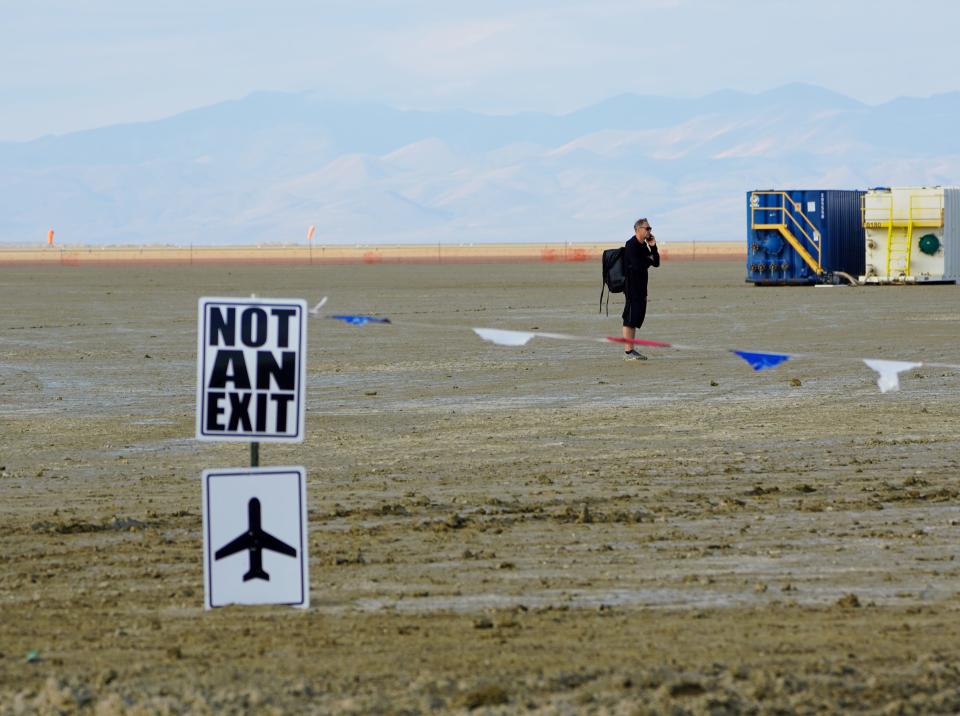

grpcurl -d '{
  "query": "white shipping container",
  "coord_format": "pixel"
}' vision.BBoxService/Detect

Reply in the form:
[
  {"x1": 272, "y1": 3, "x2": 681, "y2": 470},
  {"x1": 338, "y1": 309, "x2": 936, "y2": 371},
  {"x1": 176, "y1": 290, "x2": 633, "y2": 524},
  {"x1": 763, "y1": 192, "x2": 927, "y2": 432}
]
[{"x1": 860, "y1": 186, "x2": 959, "y2": 284}]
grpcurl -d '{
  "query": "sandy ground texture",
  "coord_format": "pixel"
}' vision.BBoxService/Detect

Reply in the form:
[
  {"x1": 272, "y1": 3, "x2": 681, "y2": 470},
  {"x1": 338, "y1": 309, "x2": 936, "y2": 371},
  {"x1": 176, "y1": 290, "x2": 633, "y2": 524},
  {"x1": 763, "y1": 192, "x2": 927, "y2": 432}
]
[{"x1": 1, "y1": 261, "x2": 959, "y2": 714}]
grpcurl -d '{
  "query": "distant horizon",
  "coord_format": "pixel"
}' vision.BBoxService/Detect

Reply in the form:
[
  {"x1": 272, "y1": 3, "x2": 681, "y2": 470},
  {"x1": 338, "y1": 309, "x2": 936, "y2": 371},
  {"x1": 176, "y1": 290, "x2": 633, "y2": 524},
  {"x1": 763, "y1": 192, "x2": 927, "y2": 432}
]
[
  {"x1": 0, "y1": 237, "x2": 746, "y2": 248},
  {"x1": 0, "y1": 240, "x2": 746, "y2": 268}
]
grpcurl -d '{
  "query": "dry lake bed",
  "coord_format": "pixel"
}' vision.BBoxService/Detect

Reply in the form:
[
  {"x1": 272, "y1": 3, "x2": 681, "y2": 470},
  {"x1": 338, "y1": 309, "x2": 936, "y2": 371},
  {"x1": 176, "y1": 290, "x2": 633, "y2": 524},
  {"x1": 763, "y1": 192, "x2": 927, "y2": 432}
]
[{"x1": 1, "y1": 260, "x2": 959, "y2": 714}]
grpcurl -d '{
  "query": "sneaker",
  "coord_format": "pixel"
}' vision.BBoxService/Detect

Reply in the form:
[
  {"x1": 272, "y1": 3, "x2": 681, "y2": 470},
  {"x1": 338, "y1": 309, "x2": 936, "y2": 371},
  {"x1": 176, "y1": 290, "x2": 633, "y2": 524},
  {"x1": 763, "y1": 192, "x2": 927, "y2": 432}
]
[{"x1": 623, "y1": 350, "x2": 647, "y2": 361}]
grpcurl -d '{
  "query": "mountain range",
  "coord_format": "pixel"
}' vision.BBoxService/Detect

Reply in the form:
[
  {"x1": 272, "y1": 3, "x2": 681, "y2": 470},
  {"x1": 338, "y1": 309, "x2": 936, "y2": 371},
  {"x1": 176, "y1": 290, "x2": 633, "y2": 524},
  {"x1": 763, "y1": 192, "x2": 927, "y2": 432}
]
[{"x1": 2, "y1": 83, "x2": 958, "y2": 245}]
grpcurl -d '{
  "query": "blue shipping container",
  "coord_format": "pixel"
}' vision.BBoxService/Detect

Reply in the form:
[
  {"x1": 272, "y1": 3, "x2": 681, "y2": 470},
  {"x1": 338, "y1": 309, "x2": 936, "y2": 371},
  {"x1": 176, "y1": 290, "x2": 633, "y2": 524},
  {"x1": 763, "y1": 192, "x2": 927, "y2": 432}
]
[{"x1": 746, "y1": 190, "x2": 865, "y2": 284}]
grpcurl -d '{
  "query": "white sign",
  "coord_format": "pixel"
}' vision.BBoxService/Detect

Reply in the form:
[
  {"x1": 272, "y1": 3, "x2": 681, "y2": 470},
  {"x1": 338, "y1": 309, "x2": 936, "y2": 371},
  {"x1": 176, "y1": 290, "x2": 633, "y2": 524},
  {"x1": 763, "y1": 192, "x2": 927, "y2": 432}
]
[
  {"x1": 202, "y1": 466, "x2": 310, "y2": 609},
  {"x1": 196, "y1": 297, "x2": 307, "y2": 442}
]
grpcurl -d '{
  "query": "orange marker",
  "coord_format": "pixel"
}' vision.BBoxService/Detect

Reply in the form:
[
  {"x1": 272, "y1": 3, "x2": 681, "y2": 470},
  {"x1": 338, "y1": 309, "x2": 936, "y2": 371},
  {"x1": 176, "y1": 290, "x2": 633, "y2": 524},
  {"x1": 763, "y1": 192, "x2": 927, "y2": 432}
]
[{"x1": 47, "y1": 229, "x2": 54, "y2": 246}]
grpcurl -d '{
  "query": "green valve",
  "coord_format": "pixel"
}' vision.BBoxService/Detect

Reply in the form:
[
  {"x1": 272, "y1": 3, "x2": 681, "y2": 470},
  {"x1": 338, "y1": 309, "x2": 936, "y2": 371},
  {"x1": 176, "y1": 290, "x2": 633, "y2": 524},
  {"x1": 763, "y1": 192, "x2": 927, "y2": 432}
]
[{"x1": 918, "y1": 234, "x2": 941, "y2": 255}]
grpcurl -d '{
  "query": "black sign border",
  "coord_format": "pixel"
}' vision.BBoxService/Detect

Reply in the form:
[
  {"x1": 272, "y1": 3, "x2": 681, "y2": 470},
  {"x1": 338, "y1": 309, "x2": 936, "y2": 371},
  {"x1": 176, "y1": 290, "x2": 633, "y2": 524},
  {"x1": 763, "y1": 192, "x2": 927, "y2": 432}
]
[
  {"x1": 198, "y1": 299, "x2": 305, "y2": 441},
  {"x1": 205, "y1": 468, "x2": 307, "y2": 609}
]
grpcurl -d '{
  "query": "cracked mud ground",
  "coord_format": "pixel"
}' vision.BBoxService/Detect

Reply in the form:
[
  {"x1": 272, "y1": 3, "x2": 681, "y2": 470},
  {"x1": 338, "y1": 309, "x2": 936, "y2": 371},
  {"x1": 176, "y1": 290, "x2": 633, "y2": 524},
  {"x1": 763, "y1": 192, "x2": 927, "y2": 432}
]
[{"x1": 1, "y1": 261, "x2": 959, "y2": 714}]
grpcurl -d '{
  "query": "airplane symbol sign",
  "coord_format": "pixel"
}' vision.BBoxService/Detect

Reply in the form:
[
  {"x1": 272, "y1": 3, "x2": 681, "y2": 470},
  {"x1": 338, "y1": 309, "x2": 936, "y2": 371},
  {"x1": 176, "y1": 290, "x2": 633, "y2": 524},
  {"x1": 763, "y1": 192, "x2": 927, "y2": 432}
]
[
  {"x1": 202, "y1": 467, "x2": 310, "y2": 609},
  {"x1": 214, "y1": 498, "x2": 297, "y2": 581}
]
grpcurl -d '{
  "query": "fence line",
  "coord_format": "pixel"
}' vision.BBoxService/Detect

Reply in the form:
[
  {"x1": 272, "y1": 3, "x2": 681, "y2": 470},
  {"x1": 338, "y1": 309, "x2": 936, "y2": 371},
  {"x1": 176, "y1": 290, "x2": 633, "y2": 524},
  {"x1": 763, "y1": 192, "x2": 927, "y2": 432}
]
[{"x1": 0, "y1": 242, "x2": 745, "y2": 267}]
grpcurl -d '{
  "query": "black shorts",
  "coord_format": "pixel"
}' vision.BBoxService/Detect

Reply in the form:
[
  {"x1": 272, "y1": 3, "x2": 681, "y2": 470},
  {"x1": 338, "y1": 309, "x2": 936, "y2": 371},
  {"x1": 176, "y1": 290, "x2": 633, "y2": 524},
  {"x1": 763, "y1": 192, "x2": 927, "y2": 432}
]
[{"x1": 622, "y1": 295, "x2": 647, "y2": 328}]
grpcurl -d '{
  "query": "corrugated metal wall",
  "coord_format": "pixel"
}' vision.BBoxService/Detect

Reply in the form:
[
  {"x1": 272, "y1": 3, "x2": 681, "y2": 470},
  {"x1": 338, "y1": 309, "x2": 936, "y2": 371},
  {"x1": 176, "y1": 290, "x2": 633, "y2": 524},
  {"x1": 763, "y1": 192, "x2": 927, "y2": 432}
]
[
  {"x1": 943, "y1": 187, "x2": 960, "y2": 281},
  {"x1": 820, "y1": 190, "x2": 866, "y2": 277}
]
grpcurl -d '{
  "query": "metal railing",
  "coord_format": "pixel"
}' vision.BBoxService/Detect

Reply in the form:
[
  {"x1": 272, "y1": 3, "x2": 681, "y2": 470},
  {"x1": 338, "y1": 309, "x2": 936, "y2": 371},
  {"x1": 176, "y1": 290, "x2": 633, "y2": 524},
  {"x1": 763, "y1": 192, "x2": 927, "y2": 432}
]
[{"x1": 750, "y1": 191, "x2": 822, "y2": 271}]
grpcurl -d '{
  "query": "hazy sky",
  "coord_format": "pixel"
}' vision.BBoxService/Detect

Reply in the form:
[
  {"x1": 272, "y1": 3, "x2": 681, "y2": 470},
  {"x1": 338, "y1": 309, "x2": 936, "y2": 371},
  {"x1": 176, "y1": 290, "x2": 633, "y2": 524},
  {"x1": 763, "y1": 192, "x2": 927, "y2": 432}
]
[{"x1": 3, "y1": 0, "x2": 959, "y2": 141}]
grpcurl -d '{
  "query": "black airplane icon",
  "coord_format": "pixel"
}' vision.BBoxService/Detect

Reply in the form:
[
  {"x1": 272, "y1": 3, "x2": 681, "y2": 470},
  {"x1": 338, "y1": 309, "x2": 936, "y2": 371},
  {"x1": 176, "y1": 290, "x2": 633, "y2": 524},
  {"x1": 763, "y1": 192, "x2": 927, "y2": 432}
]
[{"x1": 214, "y1": 498, "x2": 297, "y2": 581}]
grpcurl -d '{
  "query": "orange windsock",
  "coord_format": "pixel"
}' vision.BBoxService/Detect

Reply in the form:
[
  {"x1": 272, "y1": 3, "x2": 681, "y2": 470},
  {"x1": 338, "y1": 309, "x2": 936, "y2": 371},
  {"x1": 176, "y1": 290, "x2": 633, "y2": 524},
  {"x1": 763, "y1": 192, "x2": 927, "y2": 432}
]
[
  {"x1": 47, "y1": 229, "x2": 54, "y2": 246},
  {"x1": 306, "y1": 225, "x2": 316, "y2": 242}
]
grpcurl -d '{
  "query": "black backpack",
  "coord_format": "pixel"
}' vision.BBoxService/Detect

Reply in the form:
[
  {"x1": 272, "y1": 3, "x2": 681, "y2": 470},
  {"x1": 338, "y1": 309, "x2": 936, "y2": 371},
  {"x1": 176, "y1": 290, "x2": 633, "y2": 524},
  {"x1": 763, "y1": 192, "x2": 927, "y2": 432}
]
[{"x1": 600, "y1": 247, "x2": 625, "y2": 314}]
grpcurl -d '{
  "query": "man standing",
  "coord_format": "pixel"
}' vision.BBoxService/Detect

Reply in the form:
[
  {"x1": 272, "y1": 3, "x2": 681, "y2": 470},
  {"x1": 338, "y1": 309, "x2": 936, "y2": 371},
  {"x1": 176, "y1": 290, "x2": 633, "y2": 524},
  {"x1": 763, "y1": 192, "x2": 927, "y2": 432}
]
[{"x1": 622, "y1": 218, "x2": 660, "y2": 360}]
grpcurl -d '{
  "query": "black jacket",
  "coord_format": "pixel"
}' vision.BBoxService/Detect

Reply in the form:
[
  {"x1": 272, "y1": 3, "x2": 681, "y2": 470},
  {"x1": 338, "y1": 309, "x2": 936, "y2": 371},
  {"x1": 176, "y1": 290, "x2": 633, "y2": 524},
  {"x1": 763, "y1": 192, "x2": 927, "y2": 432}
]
[{"x1": 623, "y1": 236, "x2": 660, "y2": 299}]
